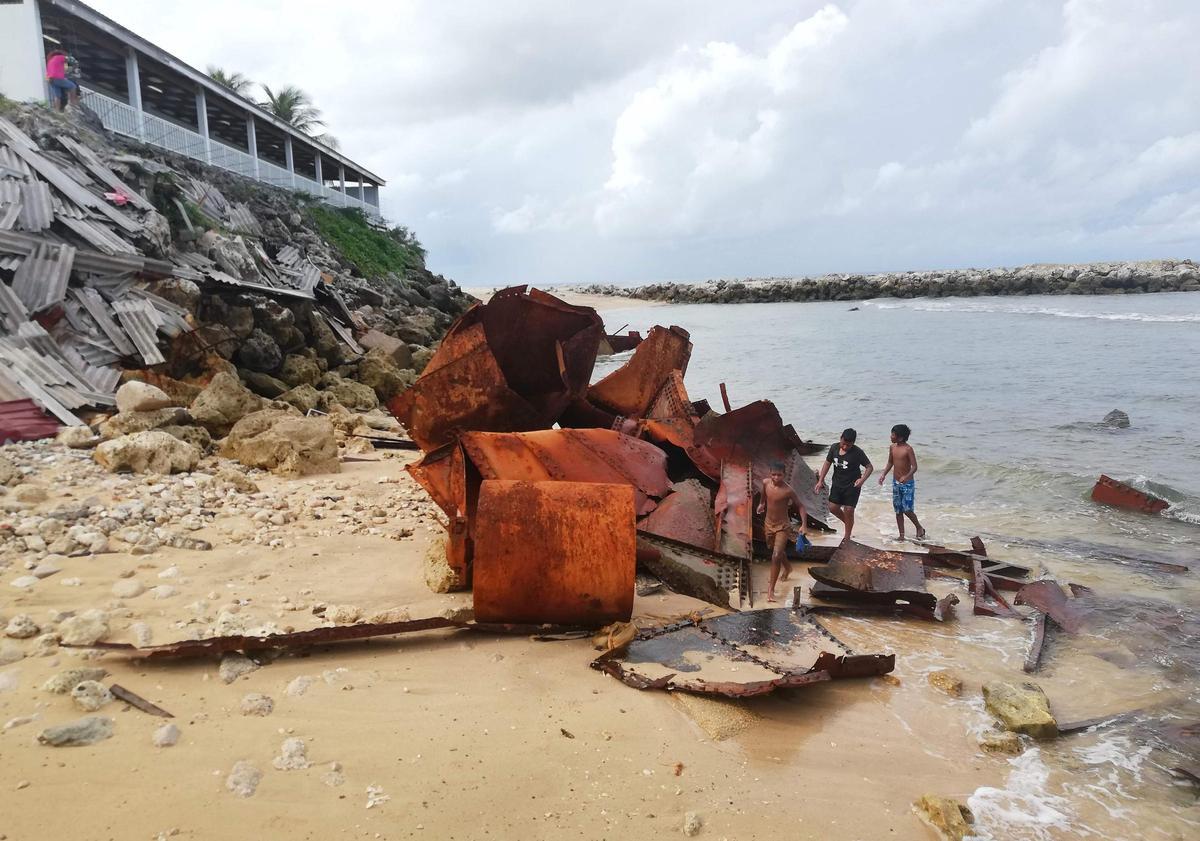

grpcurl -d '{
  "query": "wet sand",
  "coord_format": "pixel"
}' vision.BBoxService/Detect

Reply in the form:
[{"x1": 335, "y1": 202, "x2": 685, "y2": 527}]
[{"x1": 2, "y1": 450, "x2": 1194, "y2": 840}]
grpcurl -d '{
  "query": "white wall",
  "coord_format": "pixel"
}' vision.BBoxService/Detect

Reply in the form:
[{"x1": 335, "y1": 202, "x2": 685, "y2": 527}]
[{"x1": 0, "y1": 0, "x2": 47, "y2": 103}]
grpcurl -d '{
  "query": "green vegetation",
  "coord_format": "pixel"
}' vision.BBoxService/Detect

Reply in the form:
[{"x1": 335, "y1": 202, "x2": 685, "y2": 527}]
[{"x1": 308, "y1": 206, "x2": 426, "y2": 279}]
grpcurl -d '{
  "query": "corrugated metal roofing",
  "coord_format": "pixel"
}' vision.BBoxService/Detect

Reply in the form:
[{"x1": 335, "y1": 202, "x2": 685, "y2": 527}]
[
  {"x1": 0, "y1": 398, "x2": 62, "y2": 443},
  {"x1": 57, "y1": 135, "x2": 155, "y2": 212},
  {"x1": 71, "y1": 286, "x2": 137, "y2": 356},
  {"x1": 11, "y1": 240, "x2": 75, "y2": 312},
  {"x1": 18, "y1": 179, "x2": 53, "y2": 232},
  {"x1": 0, "y1": 278, "x2": 30, "y2": 333},
  {"x1": 111, "y1": 298, "x2": 166, "y2": 365}
]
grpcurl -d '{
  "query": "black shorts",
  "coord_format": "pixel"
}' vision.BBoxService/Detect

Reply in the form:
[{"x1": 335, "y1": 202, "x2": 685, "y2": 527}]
[{"x1": 828, "y1": 484, "x2": 861, "y2": 507}]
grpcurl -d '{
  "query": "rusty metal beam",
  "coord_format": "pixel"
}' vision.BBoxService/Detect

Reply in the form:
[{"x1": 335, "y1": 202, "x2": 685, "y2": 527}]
[{"x1": 1091, "y1": 474, "x2": 1169, "y2": 514}]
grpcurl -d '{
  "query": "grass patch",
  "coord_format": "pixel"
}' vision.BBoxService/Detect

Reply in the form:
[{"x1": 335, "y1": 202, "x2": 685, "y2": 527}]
[{"x1": 308, "y1": 206, "x2": 426, "y2": 279}]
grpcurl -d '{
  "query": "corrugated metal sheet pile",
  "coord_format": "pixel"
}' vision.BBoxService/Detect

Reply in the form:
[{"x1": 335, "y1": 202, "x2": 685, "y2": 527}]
[{"x1": 0, "y1": 113, "x2": 358, "y2": 433}]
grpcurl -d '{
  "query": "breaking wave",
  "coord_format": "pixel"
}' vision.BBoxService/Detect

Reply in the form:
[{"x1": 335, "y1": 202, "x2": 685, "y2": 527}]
[
  {"x1": 867, "y1": 299, "x2": 1200, "y2": 323},
  {"x1": 966, "y1": 749, "x2": 1077, "y2": 840}
]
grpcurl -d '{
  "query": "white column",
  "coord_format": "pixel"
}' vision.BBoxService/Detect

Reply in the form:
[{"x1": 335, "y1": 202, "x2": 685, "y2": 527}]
[
  {"x1": 314, "y1": 155, "x2": 324, "y2": 197},
  {"x1": 195, "y1": 87, "x2": 211, "y2": 163},
  {"x1": 284, "y1": 135, "x2": 296, "y2": 187},
  {"x1": 338, "y1": 165, "x2": 347, "y2": 207},
  {"x1": 125, "y1": 48, "x2": 145, "y2": 140},
  {"x1": 246, "y1": 115, "x2": 260, "y2": 180},
  {"x1": 357, "y1": 177, "x2": 366, "y2": 202},
  {"x1": 0, "y1": 1, "x2": 49, "y2": 103}
]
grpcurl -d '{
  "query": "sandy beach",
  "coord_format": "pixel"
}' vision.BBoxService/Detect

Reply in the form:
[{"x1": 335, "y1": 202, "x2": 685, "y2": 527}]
[{"x1": 3, "y1": 434, "x2": 1183, "y2": 841}]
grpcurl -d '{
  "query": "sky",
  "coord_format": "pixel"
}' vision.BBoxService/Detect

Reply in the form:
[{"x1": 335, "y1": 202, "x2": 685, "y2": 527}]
[{"x1": 86, "y1": 0, "x2": 1200, "y2": 287}]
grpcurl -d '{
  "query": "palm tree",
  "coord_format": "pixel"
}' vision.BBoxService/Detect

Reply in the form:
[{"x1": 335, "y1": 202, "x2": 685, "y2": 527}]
[
  {"x1": 207, "y1": 66, "x2": 254, "y2": 96},
  {"x1": 259, "y1": 84, "x2": 327, "y2": 134}
]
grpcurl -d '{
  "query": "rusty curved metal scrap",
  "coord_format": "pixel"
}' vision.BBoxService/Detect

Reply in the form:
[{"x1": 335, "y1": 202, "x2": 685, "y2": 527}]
[
  {"x1": 390, "y1": 286, "x2": 602, "y2": 450},
  {"x1": 461, "y1": 428, "x2": 671, "y2": 515},
  {"x1": 472, "y1": 480, "x2": 636, "y2": 626},
  {"x1": 591, "y1": 608, "x2": 894, "y2": 698},
  {"x1": 588, "y1": 325, "x2": 692, "y2": 417}
]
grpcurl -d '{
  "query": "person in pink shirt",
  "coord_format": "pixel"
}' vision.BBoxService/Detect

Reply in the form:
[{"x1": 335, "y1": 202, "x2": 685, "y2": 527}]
[{"x1": 46, "y1": 51, "x2": 78, "y2": 111}]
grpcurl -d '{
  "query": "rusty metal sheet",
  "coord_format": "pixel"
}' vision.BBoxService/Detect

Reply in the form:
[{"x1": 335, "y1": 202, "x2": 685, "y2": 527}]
[
  {"x1": 1091, "y1": 474, "x2": 1169, "y2": 514},
  {"x1": 589, "y1": 325, "x2": 692, "y2": 416},
  {"x1": 474, "y1": 286, "x2": 603, "y2": 412},
  {"x1": 406, "y1": 443, "x2": 466, "y2": 518},
  {"x1": 472, "y1": 480, "x2": 636, "y2": 626},
  {"x1": 461, "y1": 428, "x2": 671, "y2": 514},
  {"x1": 390, "y1": 287, "x2": 603, "y2": 450},
  {"x1": 715, "y1": 460, "x2": 753, "y2": 559},
  {"x1": 389, "y1": 322, "x2": 545, "y2": 451},
  {"x1": 640, "y1": 479, "x2": 715, "y2": 549},
  {"x1": 1014, "y1": 580, "x2": 1089, "y2": 633},
  {"x1": 591, "y1": 608, "x2": 894, "y2": 697},
  {"x1": 808, "y1": 542, "x2": 937, "y2": 610}
]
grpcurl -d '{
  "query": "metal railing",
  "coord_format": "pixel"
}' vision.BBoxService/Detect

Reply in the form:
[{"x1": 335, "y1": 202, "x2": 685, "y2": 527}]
[{"x1": 79, "y1": 87, "x2": 382, "y2": 220}]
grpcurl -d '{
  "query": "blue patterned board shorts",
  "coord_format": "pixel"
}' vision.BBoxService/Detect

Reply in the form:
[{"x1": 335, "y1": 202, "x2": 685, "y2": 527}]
[{"x1": 892, "y1": 479, "x2": 916, "y2": 513}]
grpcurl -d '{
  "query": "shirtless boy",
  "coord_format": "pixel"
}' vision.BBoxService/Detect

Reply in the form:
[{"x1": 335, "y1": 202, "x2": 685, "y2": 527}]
[
  {"x1": 878, "y1": 423, "x2": 926, "y2": 539},
  {"x1": 813, "y1": 428, "x2": 872, "y2": 546},
  {"x1": 757, "y1": 461, "x2": 809, "y2": 603}
]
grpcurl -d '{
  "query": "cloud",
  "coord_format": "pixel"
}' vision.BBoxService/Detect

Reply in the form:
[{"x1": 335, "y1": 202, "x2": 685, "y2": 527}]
[{"x1": 84, "y1": 0, "x2": 1200, "y2": 285}]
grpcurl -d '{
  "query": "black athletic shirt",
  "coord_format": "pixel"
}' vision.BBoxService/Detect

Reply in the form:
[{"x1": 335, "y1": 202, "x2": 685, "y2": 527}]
[{"x1": 826, "y1": 443, "x2": 870, "y2": 490}]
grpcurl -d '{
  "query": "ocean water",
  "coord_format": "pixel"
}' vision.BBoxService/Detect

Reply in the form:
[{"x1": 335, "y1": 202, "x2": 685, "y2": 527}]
[{"x1": 589, "y1": 290, "x2": 1200, "y2": 839}]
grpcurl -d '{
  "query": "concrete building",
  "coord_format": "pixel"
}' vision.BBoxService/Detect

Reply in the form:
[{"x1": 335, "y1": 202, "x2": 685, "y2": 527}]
[{"x1": 0, "y1": 0, "x2": 384, "y2": 217}]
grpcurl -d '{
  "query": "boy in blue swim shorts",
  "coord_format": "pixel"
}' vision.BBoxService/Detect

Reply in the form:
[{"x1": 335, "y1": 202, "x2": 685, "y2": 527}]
[{"x1": 878, "y1": 424, "x2": 926, "y2": 540}]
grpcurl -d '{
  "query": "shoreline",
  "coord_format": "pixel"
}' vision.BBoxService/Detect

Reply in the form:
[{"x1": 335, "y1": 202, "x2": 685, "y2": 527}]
[
  {"x1": 566, "y1": 258, "x2": 1200, "y2": 305},
  {"x1": 463, "y1": 286, "x2": 663, "y2": 312}
]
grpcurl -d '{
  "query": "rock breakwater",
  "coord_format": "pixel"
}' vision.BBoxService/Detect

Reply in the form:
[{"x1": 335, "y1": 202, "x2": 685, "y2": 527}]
[{"x1": 575, "y1": 259, "x2": 1200, "y2": 305}]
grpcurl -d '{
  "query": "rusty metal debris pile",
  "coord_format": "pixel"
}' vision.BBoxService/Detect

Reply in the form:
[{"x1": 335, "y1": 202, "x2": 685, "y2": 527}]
[{"x1": 391, "y1": 286, "x2": 835, "y2": 618}]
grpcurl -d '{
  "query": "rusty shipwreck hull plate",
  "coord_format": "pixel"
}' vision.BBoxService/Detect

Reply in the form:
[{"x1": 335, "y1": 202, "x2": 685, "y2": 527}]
[
  {"x1": 808, "y1": 542, "x2": 937, "y2": 610},
  {"x1": 390, "y1": 286, "x2": 603, "y2": 450},
  {"x1": 592, "y1": 608, "x2": 894, "y2": 697},
  {"x1": 1091, "y1": 474, "x2": 1170, "y2": 514},
  {"x1": 589, "y1": 325, "x2": 692, "y2": 417},
  {"x1": 472, "y1": 480, "x2": 636, "y2": 626}
]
